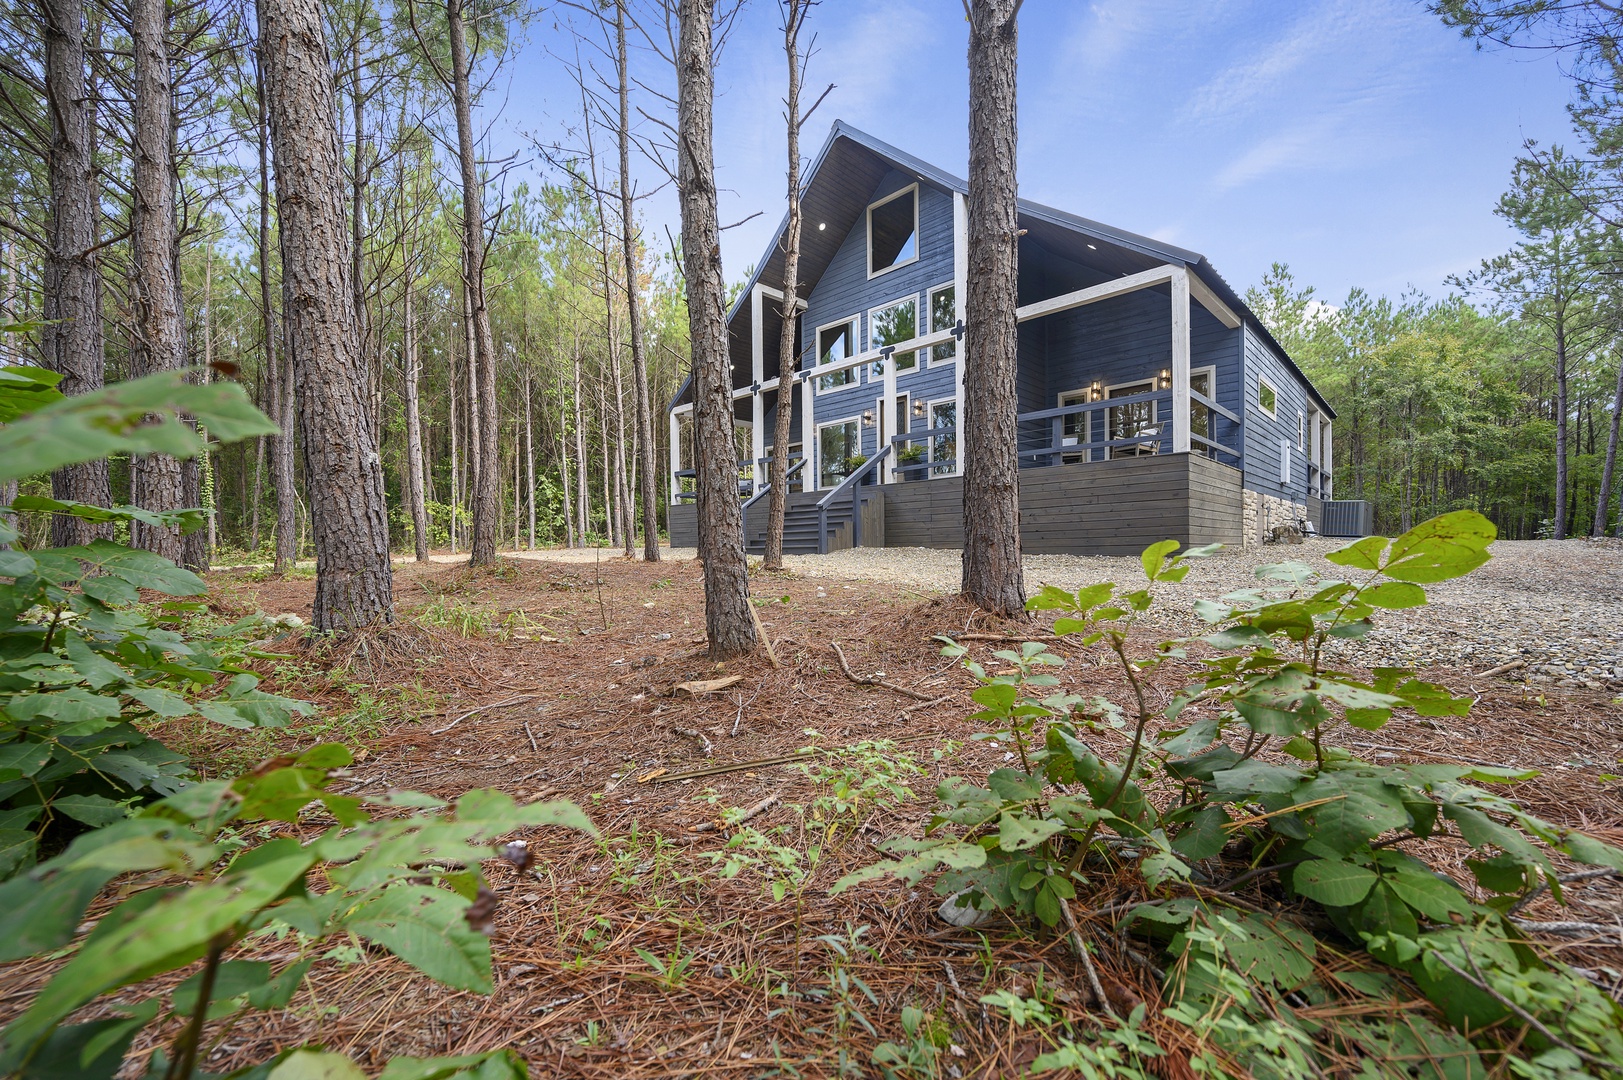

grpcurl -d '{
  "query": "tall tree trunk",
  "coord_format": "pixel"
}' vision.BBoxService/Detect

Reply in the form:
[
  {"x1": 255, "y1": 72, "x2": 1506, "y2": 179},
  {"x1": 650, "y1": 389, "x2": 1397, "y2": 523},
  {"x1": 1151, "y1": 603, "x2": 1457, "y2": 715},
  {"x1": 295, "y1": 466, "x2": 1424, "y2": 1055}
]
[
  {"x1": 1555, "y1": 323, "x2": 1568, "y2": 540},
  {"x1": 678, "y1": 0, "x2": 757, "y2": 658},
  {"x1": 615, "y1": 2, "x2": 659, "y2": 561},
  {"x1": 129, "y1": 0, "x2": 186, "y2": 562},
  {"x1": 403, "y1": 280, "x2": 429, "y2": 560},
  {"x1": 764, "y1": 0, "x2": 810, "y2": 571},
  {"x1": 462, "y1": 282, "x2": 481, "y2": 514},
  {"x1": 1600, "y1": 354, "x2": 1623, "y2": 536},
  {"x1": 256, "y1": 42, "x2": 297, "y2": 574},
  {"x1": 449, "y1": 331, "x2": 459, "y2": 553},
  {"x1": 525, "y1": 366, "x2": 535, "y2": 549},
  {"x1": 40, "y1": 0, "x2": 112, "y2": 546},
  {"x1": 573, "y1": 335, "x2": 588, "y2": 543},
  {"x1": 446, "y1": 0, "x2": 500, "y2": 566},
  {"x1": 961, "y1": 0, "x2": 1024, "y2": 615},
  {"x1": 259, "y1": 0, "x2": 394, "y2": 632}
]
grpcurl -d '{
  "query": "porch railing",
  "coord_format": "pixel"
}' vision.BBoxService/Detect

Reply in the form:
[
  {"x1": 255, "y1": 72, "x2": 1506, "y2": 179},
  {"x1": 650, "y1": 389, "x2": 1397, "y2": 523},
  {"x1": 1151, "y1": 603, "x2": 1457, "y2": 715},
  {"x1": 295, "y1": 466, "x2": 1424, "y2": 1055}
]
[
  {"x1": 740, "y1": 457, "x2": 806, "y2": 544},
  {"x1": 816, "y1": 444, "x2": 890, "y2": 554},
  {"x1": 889, "y1": 387, "x2": 1241, "y2": 473}
]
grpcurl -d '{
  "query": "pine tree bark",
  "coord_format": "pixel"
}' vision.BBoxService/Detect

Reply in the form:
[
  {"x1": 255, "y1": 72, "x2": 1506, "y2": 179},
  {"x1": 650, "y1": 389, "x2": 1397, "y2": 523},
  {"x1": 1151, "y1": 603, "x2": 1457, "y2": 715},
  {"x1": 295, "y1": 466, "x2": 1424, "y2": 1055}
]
[
  {"x1": 678, "y1": 0, "x2": 757, "y2": 658},
  {"x1": 961, "y1": 0, "x2": 1025, "y2": 616},
  {"x1": 616, "y1": 2, "x2": 660, "y2": 561},
  {"x1": 40, "y1": 0, "x2": 112, "y2": 546},
  {"x1": 446, "y1": 0, "x2": 501, "y2": 567},
  {"x1": 255, "y1": 34, "x2": 298, "y2": 573},
  {"x1": 259, "y1": 0, "x2": 393, "y2": 632},
  {"x1": 128, "y1": 0, "x2": 186, "y2": 562},
  {"x1": 764, "y1": 0, "x2": 810, "y2": 571},
  {"x1": 1555, "y1": 325, "x2": 1569, "y2": 540}
]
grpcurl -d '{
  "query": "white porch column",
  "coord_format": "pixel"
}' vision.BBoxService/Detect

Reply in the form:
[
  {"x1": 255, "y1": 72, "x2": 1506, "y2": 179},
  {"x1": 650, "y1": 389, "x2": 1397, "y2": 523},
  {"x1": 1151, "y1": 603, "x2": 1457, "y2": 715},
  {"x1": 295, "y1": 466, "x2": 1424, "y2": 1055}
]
[
  {"x1": 952, "y1": 190, "x2": 967, "y2": 477},
  {"x1": 750, "y1": 285, "x2": 765, "y2": 493},
  {"x1": 1170, "y1": 267, "x2": 1191, "y2": 455},
  {"x1": 1310, "y1": 410, "x2": 1323, "y2": 496},
  {"x1": 803, "y1": 347, "x2": 817, "y2": 492},
  {"x1": 1322, "y1": 420, "x2": 1333, "y2": 499},
  {"x1": 668, "y1": 408, "x2": 682, "y2": 506}
]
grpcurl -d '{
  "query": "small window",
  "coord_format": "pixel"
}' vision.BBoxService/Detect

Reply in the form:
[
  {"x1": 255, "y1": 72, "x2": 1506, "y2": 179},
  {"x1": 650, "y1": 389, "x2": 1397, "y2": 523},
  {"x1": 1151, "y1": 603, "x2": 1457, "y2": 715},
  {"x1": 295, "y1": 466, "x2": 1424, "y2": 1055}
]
[
  {"x1": 1190, "y1": 368, "x2": 1215, "y2": 442},
  {"x1": 1258, "y1": 379, "x2": 1277, "y2": 418},
  {"x1": 869, "y1": 296, "x2": 917, "y2": 376},
  {"x1": 929, "y1": 399, "x2": 957, "y2": 475},
  {"x1": 929, "y1": 284, "x2": 956, "y2": 363},
  {"x1": 868, "y1": 185, "x2": 918, "y2": 277},
  {"x1": 816, "y1": 320, "x2": 856, "y2": 391},
  {"x1": 1298, "y1": 410, "x2": 1306, "y2": 450}
]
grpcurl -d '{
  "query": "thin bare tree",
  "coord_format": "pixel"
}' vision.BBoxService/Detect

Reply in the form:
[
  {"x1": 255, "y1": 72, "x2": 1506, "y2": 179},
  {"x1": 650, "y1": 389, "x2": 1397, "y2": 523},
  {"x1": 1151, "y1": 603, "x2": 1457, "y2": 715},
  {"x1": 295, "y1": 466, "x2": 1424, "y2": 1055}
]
[
  {"x1": 676, "y1": 0, "x2": 756, "y2": 657},
  {"x1": 960, "y1": 0, "x2": 1024, "y2": 615}
]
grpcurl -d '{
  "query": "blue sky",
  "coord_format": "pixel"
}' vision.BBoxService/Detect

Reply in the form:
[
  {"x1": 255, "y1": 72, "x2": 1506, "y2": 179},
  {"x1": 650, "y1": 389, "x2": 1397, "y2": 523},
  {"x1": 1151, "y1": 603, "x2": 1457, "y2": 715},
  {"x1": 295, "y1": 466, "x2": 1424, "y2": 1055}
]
[{"x1": 500, "y1": 0, "x2": 1578, "y2": 306}]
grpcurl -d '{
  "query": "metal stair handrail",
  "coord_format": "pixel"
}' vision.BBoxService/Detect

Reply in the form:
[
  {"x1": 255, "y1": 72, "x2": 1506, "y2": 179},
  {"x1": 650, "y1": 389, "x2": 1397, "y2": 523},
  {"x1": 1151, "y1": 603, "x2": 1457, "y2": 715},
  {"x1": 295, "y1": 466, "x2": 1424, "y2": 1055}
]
[{"x1": 814, "y1": 444, "x2": 890, "y2": 554}]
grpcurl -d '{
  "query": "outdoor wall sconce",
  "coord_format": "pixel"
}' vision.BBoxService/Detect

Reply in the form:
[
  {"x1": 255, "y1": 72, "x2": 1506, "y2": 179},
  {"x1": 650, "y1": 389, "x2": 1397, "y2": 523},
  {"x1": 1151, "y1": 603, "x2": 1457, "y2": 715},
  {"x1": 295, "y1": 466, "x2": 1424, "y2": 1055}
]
[
  {"x1": 1089, "y1": 381, "x2": 1103, "y2": 401},
  {"x1": 862, "y1": 410, "x2": 875, "y2": 426},
  {"x1": 912, "y1": 398, "x2": 926, "y2": 418},
  {"x1": 1159, "y1": 368, "x2": 1172, "y2": 389}
]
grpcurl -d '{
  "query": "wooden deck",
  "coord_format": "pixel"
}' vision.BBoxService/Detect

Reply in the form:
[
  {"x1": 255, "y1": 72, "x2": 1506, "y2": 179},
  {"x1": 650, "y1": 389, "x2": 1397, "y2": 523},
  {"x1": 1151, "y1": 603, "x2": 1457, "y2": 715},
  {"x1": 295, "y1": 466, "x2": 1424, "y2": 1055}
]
[{"x1": 669, "y1": 452, "x2": 1243, "y2": 557}]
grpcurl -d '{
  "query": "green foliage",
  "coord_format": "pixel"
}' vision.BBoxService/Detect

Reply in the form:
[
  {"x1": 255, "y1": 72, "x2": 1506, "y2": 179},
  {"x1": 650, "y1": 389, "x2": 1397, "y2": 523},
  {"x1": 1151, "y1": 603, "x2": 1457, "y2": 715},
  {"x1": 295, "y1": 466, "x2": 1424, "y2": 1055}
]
[
  {"x1": 0, "y1": 744, "x2": 591, "y2": 1077},
  {"x1": 837, "y1": 512, "x2": 1623, "y2": 1076}
]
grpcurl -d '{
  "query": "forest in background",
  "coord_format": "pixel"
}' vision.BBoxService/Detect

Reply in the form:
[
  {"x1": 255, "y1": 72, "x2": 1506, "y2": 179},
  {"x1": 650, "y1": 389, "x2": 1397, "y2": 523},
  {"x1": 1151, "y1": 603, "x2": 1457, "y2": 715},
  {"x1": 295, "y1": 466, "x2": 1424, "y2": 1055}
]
[{"x1": 0, "y1": 1, "x2": 1619, "y2": 560}]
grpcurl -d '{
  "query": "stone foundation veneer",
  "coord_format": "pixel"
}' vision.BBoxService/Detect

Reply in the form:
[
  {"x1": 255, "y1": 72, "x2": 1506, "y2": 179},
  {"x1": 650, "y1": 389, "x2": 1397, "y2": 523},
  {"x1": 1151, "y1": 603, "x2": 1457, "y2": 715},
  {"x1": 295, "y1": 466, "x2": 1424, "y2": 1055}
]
[{"x1": 1242, "y1": 490, "x2": 1308, "y2": 548}]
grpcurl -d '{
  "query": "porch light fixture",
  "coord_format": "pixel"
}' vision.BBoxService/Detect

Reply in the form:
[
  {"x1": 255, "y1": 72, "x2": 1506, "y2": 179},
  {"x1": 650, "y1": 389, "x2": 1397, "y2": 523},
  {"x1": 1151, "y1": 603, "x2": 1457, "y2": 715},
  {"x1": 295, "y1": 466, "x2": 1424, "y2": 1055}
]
[
  {"x1": 913, "y1": 398, "x2": 926, "y2": 418},
  {"x1": 1159, "y1": 368, "x2": 1172, "y2": 389},
  {"x1": 818, "y1": 222, "x2": 826, "y2": 231},
  {"x1": 862, "y1": 409, "x2": 875, "y2": 426},
  {"x1": 1089, "y1": 381, "x2": 1102, "y2": 402}
]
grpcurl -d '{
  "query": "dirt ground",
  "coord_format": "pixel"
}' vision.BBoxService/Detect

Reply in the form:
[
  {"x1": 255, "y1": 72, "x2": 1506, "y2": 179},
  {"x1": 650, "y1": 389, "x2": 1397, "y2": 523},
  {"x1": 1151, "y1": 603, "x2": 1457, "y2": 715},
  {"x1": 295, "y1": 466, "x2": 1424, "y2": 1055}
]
[{"x1": 5, "y1": 551, "x2": 1622, "y2": 1077}]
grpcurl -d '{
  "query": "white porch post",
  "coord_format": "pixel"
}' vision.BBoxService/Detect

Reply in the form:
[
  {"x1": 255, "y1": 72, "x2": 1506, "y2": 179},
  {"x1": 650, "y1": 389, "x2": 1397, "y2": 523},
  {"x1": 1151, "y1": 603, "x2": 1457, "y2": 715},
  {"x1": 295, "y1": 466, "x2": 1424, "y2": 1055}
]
[
  {"x1": 1310, "y1": 410, "x2": 1323, "y2": 496},
  {"x1": 952, "y1": 190, "x2": 967, "y2": 477},
  {"x1": 1170, "y1": 267, "x2": 1191, "y2": 455},
  {"x1": 1322, "y1": 420, "x2": 1333, "y2": 499},
  {"x1": 803, "y1": 346, "x2": 817, "y2": 492},
  {"x1": 668, "y1": 408, "x2": 682, "y2": 506},
  {"x1": 750, "y1": 284, "x2": 765, "y2": 493}
]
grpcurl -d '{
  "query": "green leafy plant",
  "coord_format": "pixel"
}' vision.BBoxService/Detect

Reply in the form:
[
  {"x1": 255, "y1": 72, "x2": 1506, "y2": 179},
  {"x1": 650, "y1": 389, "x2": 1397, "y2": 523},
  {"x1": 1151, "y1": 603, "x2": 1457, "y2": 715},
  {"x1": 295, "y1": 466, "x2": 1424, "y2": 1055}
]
[
  {"x1": 800, "y1": 736, "x2": 923, "y2": 835},
  {"x1": 0, "y1": 744, "x2": 592, "y2": 1077},
  {"x1": 0, "y1": 368, "x2": 308, "y2": 876},
  {"x1": 835, "y1": 513, "x2": 1623, "y2": 1075}
]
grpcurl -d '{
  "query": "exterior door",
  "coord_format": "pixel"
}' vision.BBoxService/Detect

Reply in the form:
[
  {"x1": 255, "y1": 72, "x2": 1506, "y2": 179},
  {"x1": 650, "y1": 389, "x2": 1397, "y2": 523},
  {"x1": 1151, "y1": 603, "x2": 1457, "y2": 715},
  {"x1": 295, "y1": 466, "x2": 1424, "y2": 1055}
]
[{"x1": 1107, "y1": 380, "x2": 1157, "y2": 458}]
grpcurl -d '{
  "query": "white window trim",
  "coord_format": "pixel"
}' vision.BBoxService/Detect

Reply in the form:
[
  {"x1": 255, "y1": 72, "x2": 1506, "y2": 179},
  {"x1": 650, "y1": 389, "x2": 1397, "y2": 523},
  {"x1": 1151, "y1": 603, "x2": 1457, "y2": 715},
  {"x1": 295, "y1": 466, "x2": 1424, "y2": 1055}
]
[
  {"x1": 1057, "y1": 387, "x2": 1095, "y2": 456},
  {"x1": 1298, "y1": 409, "x2": 1306, "y2": 450},
  {"x1": 1190, "y1": 365, "x2": 1216, "y2": 399},
  {"x1": 927, "y1": 282, "x2": 957, "y2": 365},
  {"x1": 1257, "y1": 377, "x2": 1278, "y2": 419},
  {"x1": 867, "y1": 292, "x2": 920, "y2": 376},
  {"x1": 927, "y1": 396, "x2": 957, "y2": 474},
  {"x1": 816, "y1": 417, "x2": 861, "y2": 486},
  {"x1": 1105, "y1": 377, "x2": 1160, "y2": 460},
  {"x1": 813, "y1": 315, "x2": 860, "y2": 394},
  {"x1": 866, "y1": 183, "x2": 921, "y2": 280}
]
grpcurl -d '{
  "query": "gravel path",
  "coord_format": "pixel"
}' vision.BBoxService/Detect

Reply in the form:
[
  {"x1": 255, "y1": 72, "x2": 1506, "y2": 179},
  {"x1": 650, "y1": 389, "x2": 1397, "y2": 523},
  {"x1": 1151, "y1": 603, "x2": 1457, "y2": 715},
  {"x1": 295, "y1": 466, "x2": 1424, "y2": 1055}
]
[{"x1": 760, "y1": 539, "x2": 1623, "y2": 689}]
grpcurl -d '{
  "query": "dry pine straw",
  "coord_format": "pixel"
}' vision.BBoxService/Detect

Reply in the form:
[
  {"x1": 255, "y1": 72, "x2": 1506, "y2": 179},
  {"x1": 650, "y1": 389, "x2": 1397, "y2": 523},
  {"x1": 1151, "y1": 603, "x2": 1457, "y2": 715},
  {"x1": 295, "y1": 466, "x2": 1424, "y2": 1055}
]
[{"x1": 2, "y1": 555, "x2": 1621, "y2": 1078}]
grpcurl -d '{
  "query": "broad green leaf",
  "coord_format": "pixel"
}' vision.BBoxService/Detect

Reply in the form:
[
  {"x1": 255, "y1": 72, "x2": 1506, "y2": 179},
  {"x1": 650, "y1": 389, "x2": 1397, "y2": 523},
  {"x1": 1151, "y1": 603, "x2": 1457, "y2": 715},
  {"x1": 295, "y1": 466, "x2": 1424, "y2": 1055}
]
[
  {"x1": 997, "y1": 811, "x2": 1066, "y2": 852},
  {"x1": 346, "y1": 885, "x2": 492, "y2": 993},
  {"x1": 51, "y1": 795, "x2": 126, "y2": 828},
  {"x1": 1381, "y1": 510, "x2": 1494, "y2": 583},
  {"x1": 1362, "y1": 581, "x2": 1428, "y2": 609},
  {"x1": 1326, "y1": 535, "x2": 1388, "y2": 571},
  {"x1": 0, "y1": 365, "x2": 64, "y2": 424},
  {"x1": 1209, "y1": 758, "x2": 1306, "y2": 796},
  {"x1": 0, "y1": 830, "x2": 36, "y2": 878},
  {"x1": 0, "y1": 841, "x2": 315, "y2": 1064},
  {"x1": 7, "y1": 688, "x2": 121, "y2": 727},
  {"x1": 1386, "y1": 867, "x2": 1470, "y2": 922},
  {"x1": 269, "y1": 1051, "x2": 368, "y2": 1080},
  {"x1": 1292, "y1": 859, "x2": 1378, "y2": 906},
  {"x1": 1140, "y1": 539, "x2": 1181, "y2": 582},
  {"x1": 1296, "y1": 771, "x2": 1411, "y2": 854},
  {"x1": 1170, "y1": 806, "x2": 1229, "y2": 861},
  {"x1": 172, "y1": 960, "x2": 272, "y2": 1017},
  {"x1": 987, "y1": 768, "x2": 1043, "y2": 803},
  {"x1": 0, "y1": 743, "x2": 54, "y2": 782},
  {"x1": 378, "y1": 1051, "x2": 528, "y2": 1080},
  {"x1": 128, "y1": 687, "x2": 192, "y2": 719},
  {"x1": 0, "y1": 549, "x2": 36, "y2": 577}
]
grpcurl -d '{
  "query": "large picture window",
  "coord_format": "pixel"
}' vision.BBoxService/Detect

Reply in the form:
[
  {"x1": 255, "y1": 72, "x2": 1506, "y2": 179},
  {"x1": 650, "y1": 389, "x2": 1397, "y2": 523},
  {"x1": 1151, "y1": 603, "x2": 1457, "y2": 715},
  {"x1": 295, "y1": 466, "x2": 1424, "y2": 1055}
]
[
  {"x1": 929, "y1": 399, "x2": 956, "y2": 475},
  {"x1": 818, "y1": 419, "x2": 860, "y2": 488},
  {"x1": 867, "y1": 185, "x2": 918, "y2": 277},
  {"x1": 1190, "y1": 367, "x2": 1215, "y2": 443},
  {"x1": 929, "y1": 284, "x2": 956, "y2": 363},
  {"x1": 869, "y1": 296, "x2": 917, "y2": 376},
  {"x1": 816, "y1": 319, "x2": 856, "y2": 392}
]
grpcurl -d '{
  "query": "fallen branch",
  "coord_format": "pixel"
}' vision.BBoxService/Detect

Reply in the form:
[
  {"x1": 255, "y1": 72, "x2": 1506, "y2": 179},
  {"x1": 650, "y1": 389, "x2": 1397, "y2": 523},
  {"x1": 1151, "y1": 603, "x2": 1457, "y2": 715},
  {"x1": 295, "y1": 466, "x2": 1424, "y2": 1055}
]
[
  {"x1": 1061, "y1": 899, "x2": 1115, "y2": 1019},
  {"x1": 522, "y1": 722, "x2": 539, "y2": 752},
  {"x1": 672, "y1": 726, "x2": 714, "y2": 755},
  {"x1": 1511, "y1": 919, "x2": 1623, "y2": 938},
  {"x1": 430, "y1": 694, "x2": 541, "y2": 735},
  {"x1": 830, "y1": 640, "x2": 935, "y2": 701},
  {"x1": 1476, "y1": 658, "x2": 1527, "y2": 679},
  {"x1": 747, "y1": 596, "x2": 780, "y2": 668},
  {"x1": 691, "y1": 792, "x2": 780, "y2": 833}
]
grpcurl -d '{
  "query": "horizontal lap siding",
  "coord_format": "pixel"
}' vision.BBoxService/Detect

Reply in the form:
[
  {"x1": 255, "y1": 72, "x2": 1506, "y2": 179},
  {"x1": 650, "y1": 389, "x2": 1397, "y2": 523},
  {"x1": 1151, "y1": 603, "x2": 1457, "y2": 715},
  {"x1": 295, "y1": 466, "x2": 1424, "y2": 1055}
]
[
  {"x1": 801, "y1": 170, "x2": 957, "y2": 467},
  {"x1": 880, "y1": 454, "x2": 1242, "y2": 555},
  {"x1": 669, "y1": 503, "x2": 697, "y2": 547},
  {"x1": 1241, "y1": 324, "x2": 1312, "y2": 500}
]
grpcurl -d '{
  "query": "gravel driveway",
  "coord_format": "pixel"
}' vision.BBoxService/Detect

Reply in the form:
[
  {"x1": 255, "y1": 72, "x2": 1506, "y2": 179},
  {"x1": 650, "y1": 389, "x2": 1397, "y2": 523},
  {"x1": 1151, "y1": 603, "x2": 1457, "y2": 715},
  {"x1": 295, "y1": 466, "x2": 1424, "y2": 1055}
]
[{"x1": 765, "y1": 539, "x2": 1623, "y2": 689}]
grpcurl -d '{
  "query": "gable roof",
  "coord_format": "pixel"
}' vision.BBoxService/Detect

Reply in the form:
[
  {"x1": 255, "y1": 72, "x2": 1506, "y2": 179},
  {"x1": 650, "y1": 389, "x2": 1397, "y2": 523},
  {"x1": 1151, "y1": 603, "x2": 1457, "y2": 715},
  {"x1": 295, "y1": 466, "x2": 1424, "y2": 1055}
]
[{"x1": 670, "y1": 121, "x2": 1335, "y2": 420}]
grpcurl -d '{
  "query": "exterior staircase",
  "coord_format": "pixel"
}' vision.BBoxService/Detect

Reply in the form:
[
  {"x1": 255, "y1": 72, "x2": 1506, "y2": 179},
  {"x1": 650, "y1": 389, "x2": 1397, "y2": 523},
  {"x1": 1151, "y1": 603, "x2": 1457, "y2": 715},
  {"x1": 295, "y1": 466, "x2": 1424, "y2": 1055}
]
[{"x1": 742, "y1": 489, "x2": 852, "y2": 554}]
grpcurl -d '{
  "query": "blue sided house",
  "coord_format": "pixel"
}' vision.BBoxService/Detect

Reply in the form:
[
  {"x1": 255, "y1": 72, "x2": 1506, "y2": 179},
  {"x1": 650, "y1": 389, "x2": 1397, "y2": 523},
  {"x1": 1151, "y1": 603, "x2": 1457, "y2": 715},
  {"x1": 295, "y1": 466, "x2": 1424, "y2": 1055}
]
[{"x1": 667, "y1": 122, "x2": 1362, "y2": 557}]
